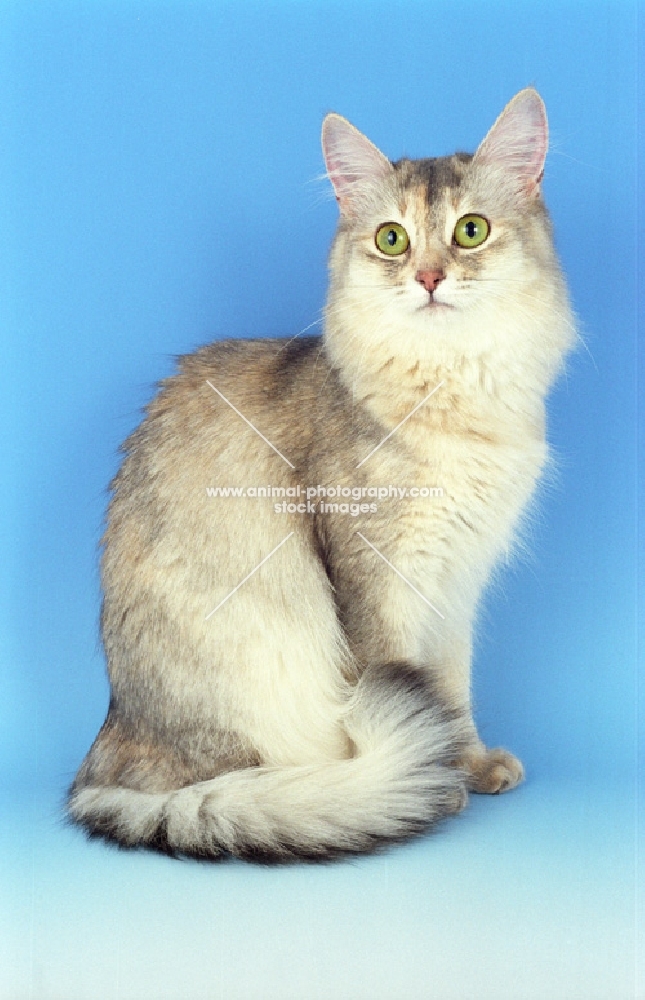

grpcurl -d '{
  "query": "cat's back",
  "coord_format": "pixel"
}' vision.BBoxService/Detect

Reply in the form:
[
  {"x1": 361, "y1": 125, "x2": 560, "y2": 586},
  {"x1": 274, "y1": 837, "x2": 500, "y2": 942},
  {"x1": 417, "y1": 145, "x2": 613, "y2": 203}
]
[
  {"x1": 143, "y1": 335, "x2": 321, "y2": 442},
  {"x1": 102, "y1": 336, "x2": 330, "y2": 572},
  {"x1": 114, "y1": 336, "x2": 325, "y2": 487}
]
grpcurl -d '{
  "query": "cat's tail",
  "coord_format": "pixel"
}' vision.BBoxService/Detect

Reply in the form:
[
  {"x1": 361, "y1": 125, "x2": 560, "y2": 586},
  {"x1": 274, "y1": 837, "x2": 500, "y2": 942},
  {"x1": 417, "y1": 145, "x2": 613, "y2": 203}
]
[{"x1": 67, "y1": 663, "x2": 469, "y2": 862}]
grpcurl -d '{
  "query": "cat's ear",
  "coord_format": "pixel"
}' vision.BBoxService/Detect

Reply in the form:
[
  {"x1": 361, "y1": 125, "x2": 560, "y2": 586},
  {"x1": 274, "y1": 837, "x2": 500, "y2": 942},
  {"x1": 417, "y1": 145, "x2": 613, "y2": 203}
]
[
  {"x1": 321, "y1": 114, "x2": 393, "y2": 217},
  {"x1": 473, "y1": 88, "x2": 548, "y2": 196}
]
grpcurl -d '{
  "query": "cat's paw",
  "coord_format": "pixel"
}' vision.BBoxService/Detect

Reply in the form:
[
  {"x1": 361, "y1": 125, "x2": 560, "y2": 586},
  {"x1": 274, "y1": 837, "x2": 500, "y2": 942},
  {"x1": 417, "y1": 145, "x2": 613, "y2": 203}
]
[{"x1": 459, "y1": 745, "x2": 524, "y2": 794}]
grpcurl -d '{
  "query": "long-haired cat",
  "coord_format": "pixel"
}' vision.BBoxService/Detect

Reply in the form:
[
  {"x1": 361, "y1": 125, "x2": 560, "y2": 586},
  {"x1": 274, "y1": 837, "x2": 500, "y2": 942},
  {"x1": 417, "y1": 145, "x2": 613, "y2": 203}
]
[{"x1": 68, "y1": 89, "x2": 575, "y2": 861}]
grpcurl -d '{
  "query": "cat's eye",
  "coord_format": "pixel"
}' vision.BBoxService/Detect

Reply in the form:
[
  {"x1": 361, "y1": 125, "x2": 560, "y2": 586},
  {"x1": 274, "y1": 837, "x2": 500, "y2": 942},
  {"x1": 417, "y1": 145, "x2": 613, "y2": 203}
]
[
  {"x1": 453, "y1": 215, "x2": 490, "y2": 249},
  {"x1": 375, "y1": 223, "x2": 410, "y2": 256}
]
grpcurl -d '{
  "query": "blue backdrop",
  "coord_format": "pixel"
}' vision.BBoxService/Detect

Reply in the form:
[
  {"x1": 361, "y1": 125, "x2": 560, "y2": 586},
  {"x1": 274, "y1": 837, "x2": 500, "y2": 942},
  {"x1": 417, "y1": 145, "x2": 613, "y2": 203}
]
[{"x1": 1, "y1": 2, "x2": 640, "y2": 998}]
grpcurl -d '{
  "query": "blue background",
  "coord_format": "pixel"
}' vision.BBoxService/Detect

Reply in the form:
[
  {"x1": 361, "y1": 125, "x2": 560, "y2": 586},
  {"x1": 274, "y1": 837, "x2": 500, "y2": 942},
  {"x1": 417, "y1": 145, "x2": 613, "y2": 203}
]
[{"x1": 1, "y1": 1, "x2": 641, "y2": 998}]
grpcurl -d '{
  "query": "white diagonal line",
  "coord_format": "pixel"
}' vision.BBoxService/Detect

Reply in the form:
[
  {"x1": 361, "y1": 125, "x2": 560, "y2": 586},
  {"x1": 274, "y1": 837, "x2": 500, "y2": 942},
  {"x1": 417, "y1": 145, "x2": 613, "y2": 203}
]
[
  {"x1": 355, "y1": 381, "x2": 444, "y2": 469},
  {"x1": 205, "y1": 532, "x2": 294, "y2": 620},
  {"x1": 206, "y1": 380, "x2": 295, "y2": 469},
  {"x1": 356, "y1": 532, "x2": 445, "y2": 619}
]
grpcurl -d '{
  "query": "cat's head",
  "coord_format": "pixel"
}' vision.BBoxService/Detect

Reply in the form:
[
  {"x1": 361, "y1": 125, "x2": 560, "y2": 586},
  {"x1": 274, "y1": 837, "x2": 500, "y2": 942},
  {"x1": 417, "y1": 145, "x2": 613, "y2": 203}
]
[{"x1": 321, "y1": 89, "x2": 572, "y2": 373}]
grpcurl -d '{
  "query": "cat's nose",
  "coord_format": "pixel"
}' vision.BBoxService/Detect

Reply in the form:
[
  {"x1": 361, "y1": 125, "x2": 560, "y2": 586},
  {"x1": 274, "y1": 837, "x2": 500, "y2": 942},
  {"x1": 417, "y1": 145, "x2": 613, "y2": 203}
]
[{"x1": 415, "y1": 269, "x2": 445, "y2": 292}]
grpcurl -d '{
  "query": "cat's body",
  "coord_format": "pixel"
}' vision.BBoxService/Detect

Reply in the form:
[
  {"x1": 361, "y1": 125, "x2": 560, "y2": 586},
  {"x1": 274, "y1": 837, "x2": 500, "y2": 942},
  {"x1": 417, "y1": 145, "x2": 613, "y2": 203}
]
[{"x1": 69, "y1": 90, "x2": 575, "y2": 860}]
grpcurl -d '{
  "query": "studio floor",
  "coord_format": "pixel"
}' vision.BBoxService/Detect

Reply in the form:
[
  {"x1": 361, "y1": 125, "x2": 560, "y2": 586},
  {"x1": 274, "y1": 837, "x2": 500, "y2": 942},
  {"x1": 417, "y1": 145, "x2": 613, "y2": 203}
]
[{"x1": 1, "y1": 771, "x2": 640, "y2": 1000}]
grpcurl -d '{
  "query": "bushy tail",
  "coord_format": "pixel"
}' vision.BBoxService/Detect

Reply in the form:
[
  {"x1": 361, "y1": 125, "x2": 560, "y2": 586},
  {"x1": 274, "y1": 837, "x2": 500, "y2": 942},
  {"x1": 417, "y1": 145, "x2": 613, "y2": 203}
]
[{"x1": 68, "y1": 663, "x2": 468, "y2": 862}]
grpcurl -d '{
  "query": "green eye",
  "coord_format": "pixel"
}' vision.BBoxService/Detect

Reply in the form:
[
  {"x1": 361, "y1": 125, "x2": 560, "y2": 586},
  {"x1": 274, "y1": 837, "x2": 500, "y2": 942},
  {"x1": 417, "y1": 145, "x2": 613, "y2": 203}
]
[
  {"x1": 375, "y1": 222, "x2": 410, "y2": 256},
  {"x1": 453, "y1": 214, "x2": 490, "y2": 249}
]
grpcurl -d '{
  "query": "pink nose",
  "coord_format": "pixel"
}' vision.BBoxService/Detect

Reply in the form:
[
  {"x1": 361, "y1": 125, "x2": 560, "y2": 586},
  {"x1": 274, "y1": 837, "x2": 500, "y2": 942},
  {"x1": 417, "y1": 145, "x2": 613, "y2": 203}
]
[{"x1": 416, "y1": 269, "x2": 445, "y2": 292}]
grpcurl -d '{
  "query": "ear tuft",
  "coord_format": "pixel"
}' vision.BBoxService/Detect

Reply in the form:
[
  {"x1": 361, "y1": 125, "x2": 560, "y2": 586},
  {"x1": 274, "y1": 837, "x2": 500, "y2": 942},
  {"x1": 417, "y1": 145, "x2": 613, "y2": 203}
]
[
  {"x1": 321, "y1": 114, "x2": 393, "y2": 217},
  {"x1": 473, "y1": 88, "x2": 548, "y2": 195}
]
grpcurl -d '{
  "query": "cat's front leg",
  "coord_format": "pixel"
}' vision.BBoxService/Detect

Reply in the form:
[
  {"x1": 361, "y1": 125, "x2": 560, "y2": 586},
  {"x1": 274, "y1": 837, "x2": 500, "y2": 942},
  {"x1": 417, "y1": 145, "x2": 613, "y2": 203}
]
[
  {"x1": 332, "y1": 543, "x2": 524, "y2": 794},
  {"x1": 436, "y1": 634, "x2": 525, "y2": 794}
]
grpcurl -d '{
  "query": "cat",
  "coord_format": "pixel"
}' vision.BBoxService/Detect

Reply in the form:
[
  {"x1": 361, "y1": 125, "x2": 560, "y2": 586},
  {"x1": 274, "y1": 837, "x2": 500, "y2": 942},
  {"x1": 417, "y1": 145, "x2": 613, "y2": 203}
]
[{"x1": 68, "y1": 88, "x2": 575, "y2": 862}]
